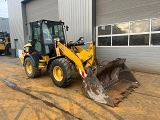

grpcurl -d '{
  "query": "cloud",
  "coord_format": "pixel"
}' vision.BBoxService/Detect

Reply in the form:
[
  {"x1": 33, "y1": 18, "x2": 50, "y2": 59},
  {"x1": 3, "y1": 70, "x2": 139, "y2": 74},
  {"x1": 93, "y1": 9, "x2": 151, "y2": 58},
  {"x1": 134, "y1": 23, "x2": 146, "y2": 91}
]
[{"x1": 0, "y1": 0, "x2": 8, "y2": 18}]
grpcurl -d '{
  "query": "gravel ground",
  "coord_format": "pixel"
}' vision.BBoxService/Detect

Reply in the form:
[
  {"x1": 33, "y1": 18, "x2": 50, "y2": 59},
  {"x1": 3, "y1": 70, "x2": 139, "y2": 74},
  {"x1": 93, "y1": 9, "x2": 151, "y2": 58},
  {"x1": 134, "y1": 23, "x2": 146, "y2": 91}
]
[{"x1": 0, "y1": 55, "x2": 160, "y2": 120}]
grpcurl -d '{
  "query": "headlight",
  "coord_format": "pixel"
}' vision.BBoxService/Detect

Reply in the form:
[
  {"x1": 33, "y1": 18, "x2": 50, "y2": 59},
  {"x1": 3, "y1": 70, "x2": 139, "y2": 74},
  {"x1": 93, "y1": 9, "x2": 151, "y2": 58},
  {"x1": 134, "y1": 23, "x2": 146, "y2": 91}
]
[
  {"x1": 0, "y1": 39, "x2": 3, "y2": 42},
  {"x1": 54, "y1": 37, "x2": 60, "y2": 42},
  {"x1": 24, "y1": 47, "x2": 29, "y2": 52}
]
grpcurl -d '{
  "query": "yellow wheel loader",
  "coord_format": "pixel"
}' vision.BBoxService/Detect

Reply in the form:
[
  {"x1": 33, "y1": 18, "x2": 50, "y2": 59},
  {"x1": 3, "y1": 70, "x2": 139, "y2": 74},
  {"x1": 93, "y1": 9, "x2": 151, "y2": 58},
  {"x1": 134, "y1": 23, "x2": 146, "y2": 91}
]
[
  {"x1": 20, "y1": 20, "x2": 139, "y2": 107},
  {"x1": 0, "y1": 32, "x2": 11, "y2": 55}
]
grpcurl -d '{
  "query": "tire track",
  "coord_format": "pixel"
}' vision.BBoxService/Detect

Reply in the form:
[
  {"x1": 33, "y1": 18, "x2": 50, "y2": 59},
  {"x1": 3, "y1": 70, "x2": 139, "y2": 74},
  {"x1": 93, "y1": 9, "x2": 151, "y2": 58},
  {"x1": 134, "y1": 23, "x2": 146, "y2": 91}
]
[
  {"x1": 14, "y1": 104, "x2": 26, "y2": 120},
  {"x1": 35, "y1": 90, "x2": 122, "y2": 120},
  {"x1": 0, "y1": 104, "x2": 9, "y2": 120},
  {"x1": 0, "y1": 67, "x2": 124, "y2": 120},
  {"x1": 36, "y1": 91, "x2": 102, "y2": 120},
  {"x1": 37, "y1": 93, "x2": 75, "y2": 120},
  {"x1": 97, "y1": 104, "x2": 124, "y2": 120},
  {"x1": 133, "y1": 91, "x2": 160, "y2": 99},
  {"x1": 0, "y1": 78, "x2": 82, "y2": 120},
  {"x1": 0, "y1": 94, "x2": 74, "y2": 119}
]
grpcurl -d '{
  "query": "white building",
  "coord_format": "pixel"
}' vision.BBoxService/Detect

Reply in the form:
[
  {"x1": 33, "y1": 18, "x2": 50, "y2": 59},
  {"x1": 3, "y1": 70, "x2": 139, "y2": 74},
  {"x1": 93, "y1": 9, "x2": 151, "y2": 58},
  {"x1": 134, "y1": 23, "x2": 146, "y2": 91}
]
[{"x1": 7, "y1": 0, "x2": 160, "y2": 74}]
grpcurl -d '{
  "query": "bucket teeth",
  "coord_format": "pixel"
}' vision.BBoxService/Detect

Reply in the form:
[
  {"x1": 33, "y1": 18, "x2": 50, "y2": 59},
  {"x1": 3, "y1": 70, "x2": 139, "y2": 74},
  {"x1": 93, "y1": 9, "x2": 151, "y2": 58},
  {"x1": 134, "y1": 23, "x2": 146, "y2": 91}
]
[
  {"x1": 131, "y1": 82, "x2": 140, "y2": 88},
  {"x1": 81, "y1": 58, "x2": 139, "y2": 107},
  {"x1": 114, "y1": 97, "x2": 123, "y2": 102}
]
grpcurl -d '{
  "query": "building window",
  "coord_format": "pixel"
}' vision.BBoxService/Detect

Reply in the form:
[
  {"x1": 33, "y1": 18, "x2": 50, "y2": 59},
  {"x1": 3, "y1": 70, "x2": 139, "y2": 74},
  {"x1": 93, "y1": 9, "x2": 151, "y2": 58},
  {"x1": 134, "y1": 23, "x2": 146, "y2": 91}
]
[
  {"x1": 112, "y1": 36, "x2": 128, "y2": 46},
  {"x1": 130, "y1": 34, "x2": 149, "y2": 45},
  {"x1": 151, "y1": 18, "x2": 160, "y2": 31},
  {"x1": 112, "y1": 22, "x2": 129, "y2": 34},
  {"x1": 151, "y1": 33, "x2": 160, "y2": 45},
  {"x1": 98, "y1": 37, "x2": 111, "y2": 46},
  {"x1": 97, "y1": 18, "x2": 160, "y2": 47},
  {"x1": 130, "y1": 20, "x2": 150, "y2": 33},
  {"x1": 98, "y1": 25, "x2": 111, "y2": 35}
]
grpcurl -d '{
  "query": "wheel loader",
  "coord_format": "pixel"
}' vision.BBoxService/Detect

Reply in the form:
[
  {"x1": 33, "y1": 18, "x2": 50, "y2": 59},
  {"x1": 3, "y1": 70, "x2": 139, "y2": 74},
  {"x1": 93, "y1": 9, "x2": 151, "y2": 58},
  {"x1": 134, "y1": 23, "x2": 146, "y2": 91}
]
[
  {"x1": 20, "y1": 20, "x2": 139, "y2": 107},
  {"x1": 0, "y1": 32, "x2": 11, "y2": 55}
]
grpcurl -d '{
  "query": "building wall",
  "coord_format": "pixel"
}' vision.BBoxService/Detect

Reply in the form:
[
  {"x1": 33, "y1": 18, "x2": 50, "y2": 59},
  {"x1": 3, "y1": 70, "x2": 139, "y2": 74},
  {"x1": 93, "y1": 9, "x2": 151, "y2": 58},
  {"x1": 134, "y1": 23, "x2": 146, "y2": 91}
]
[
  {"x1": 25, "y1": 0, "x2": 92, "y2": 43},
  {"x1": 25, "y1": 0, "x2": 92, "y2": 42},
  {"x1": 7, "y1": 0, "x2": 59, "y2": 56},
  {"x1": 8, "y1": 0, "x2": 160, "y2": 74},
  {"x1": 7, "y1": 0, "x2": 25, "y2": 56},
  {"x1": 0, "y1": 17, "x2": 9, "y2": 33},
  {"x1": 96, "y1": 47, "x2": 160, "y2": 74},
  {"x1": 96, "y1": 0, "x2": 160, "y2": 74},
  {"x1": 58, "y1": 0, "x2": 92, "y2": 43},
  {"x1": 96, "y1": 0, "x2": 160, "y2": 25},
  {"x1": 7, "y1": 0, "x2": 93, "y2": 57}
]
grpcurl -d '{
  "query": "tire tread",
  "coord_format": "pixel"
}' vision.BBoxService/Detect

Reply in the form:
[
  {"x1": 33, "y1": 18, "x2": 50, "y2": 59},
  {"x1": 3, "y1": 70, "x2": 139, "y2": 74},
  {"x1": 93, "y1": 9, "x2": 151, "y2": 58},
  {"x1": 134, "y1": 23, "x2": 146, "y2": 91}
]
[
  {"x1": 50, "y1": 58, "x2": 74, "y2": 88},
  {"x1": 24, "y1": 57, "x2": 41, "y2": 78}
]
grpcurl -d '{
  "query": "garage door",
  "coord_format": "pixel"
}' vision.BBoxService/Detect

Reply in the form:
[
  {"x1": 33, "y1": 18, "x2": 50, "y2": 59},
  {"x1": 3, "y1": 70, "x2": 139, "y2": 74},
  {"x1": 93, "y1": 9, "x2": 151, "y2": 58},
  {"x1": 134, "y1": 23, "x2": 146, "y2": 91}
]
[
  {"x1": 26, "y1": 0, "x2": 59, "y2": 23},
  {"x1": 96, "y1": 0, "x2": 160, "y2": 25}
]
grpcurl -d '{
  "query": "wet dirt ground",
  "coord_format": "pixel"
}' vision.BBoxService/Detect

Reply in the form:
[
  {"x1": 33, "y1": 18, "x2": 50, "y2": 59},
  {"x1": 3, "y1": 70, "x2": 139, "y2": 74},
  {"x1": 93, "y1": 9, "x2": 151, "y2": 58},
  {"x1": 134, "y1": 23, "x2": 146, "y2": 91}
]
[{"x1": 0, "y1": 56, "x2": 160, "y2": 120}]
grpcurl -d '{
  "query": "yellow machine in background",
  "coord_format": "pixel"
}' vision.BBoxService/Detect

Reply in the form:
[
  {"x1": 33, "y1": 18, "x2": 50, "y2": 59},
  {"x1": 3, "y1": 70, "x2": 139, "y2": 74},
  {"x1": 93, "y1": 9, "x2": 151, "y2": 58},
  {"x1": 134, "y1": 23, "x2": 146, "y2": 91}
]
[
  {"x1": 0, "y1": 32, "x2": 11, "y2": 55},
  {"x1": 20, "y1": 20, "x2": 139, "y2": 107}
]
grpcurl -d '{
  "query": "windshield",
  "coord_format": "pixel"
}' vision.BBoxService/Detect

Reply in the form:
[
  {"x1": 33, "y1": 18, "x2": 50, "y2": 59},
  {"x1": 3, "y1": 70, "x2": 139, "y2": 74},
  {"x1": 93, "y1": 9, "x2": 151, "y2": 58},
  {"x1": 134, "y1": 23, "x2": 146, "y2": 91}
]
[
  {"x1": 0, "y1": 32, "x2": 4, "y2": 38},
  {"x1": 42, "y1": 21, "x2": 65, "y2": 44},
  {"x1": 0, "y1": 32, "x2": 8, "y2": 38}
]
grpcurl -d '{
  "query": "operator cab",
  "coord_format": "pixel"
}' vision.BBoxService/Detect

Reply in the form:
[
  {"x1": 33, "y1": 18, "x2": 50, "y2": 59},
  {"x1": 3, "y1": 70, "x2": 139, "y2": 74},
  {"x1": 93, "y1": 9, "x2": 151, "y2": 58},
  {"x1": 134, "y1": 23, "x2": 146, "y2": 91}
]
[
  {"x1": 29, "y1": 20, "x2": 66, "y2": 56},
  {"x1": 0, "y1": 32, "x2": 9, "y2": 42}
]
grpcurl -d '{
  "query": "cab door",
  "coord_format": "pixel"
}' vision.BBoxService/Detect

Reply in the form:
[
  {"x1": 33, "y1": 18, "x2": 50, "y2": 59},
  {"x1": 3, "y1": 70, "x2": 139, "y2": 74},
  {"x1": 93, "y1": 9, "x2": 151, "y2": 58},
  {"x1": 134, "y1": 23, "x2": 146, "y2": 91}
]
[{"x1": 30, "y1": 22, "x2": 43, "y2": 54}]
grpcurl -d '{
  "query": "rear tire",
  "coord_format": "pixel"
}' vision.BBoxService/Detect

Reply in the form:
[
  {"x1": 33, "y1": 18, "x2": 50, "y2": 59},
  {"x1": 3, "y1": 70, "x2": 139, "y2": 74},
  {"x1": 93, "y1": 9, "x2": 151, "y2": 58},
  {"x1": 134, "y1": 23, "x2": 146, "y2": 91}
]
[
  {"x1": 4, "y1": 44, "x2": 11, "y2": 55},
  {"x1": 24, "y1": 57, "x2": 41, "y2": 78},
  {"x1": 49, "y1": 58, "x2": 74, "y2": 88}
]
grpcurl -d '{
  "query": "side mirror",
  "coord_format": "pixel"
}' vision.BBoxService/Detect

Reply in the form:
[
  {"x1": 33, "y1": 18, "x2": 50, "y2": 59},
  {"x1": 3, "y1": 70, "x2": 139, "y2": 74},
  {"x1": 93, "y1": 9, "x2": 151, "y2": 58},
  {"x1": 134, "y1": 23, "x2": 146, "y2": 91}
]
[
  {"x1": 78, "y1": 37, "x2": 84, "y2": 41},
  {"x1": 66, "y1": 25, "x2": 69, "y2": 31},
  {"x1": 34, "y1": 22, "x2": 40, "y2": 28},
  {"x1": 28, "y1": 40, "x2": 32, "y2": 43}
]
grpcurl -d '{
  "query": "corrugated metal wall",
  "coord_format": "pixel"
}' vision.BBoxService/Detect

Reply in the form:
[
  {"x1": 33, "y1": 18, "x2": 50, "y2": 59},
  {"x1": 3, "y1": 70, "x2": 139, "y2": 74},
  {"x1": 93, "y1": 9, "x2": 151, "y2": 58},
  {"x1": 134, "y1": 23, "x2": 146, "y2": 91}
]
[
  {"x1": 96, "y1": 0, "x2": 160, "y2": 25},
  {"x1": 58, "y1": 0, "x2": 92, "y2": 42},
  {"x1": 96, "y1": 47, "x2": 160, "y2": 74},
  {"x1": 7, "y1": 0, "x2": 92, "y2": 56},
  {"x1": 25, "y1": 0, "x2": 92, "y2": 43},
  {"x1": 26, "y1": 0, "x2": 59, "y2": 22},
  {"x1": 96, "y1": 0, "x2": 160, "y2": 74},
  {"x1": 7, "y1": 0, "x2": 25, "y2": 50},
  {"x1": 0, "y1": 17, "x2": 10, "y2": 33}
]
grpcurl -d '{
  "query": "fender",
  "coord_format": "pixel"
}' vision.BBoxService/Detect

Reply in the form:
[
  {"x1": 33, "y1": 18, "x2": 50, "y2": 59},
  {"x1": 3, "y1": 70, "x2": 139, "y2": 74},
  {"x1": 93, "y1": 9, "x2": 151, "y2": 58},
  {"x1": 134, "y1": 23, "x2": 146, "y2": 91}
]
[
  {"x1": 5, "y1": 43, "x2": 11, "y2": 47},
  {"x1": 24, "y1": 54, "x2": 40, "y2": 67},
  {"x1": 4, "y1": 43, "x2": 11, "y2": 54},
  {"x1": 47, "y1": 56, "x2": 65, "y2": 72}
]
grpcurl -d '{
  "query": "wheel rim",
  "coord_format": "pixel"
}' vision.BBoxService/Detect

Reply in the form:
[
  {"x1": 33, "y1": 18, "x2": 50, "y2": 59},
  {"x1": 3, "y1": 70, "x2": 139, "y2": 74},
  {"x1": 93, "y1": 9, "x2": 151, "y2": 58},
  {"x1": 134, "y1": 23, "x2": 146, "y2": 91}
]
[
  {"x1": 26, "y1": 62, "x2": 32, "y2": 74},
  {"x1": 53, "y1": 66, "x2": 63, "y2": 81}
]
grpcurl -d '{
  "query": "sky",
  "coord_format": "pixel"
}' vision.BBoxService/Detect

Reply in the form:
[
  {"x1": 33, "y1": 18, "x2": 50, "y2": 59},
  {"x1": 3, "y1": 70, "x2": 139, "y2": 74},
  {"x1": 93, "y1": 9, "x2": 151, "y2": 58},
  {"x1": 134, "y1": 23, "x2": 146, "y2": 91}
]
[{"x1": 0, "y1": 0, "x2": 8, "y2": 18}]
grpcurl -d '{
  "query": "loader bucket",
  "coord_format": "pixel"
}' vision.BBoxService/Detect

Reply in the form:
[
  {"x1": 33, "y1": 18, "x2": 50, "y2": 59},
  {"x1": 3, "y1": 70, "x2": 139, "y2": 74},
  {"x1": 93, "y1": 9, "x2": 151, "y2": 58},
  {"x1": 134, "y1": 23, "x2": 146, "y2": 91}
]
[{"x1": 81, "y1": 58, "x2": 139, "y2": 107}]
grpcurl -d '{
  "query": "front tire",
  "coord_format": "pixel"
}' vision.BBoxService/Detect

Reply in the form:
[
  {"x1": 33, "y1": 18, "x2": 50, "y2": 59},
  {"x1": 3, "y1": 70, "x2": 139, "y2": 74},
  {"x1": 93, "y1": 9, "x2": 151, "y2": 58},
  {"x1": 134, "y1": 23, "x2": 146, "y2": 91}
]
[
  {"x1": 0, "y1": 50, "x2": 4, "y2": 55},
  {"x1": 24, "y1": 57, "x2": 41, "y2": 78},
  {"x1": 49, "y1": 58, "x2": 74, "y2": 88}
]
